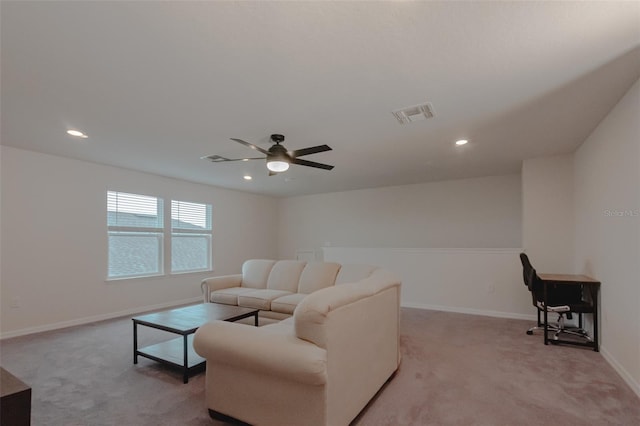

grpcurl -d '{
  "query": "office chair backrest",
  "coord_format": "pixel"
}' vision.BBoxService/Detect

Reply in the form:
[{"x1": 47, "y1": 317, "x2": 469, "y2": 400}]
[
  {"x1": 520, "y1": 253, "x2": 533, "y2": 287},
  {"x1": 520, "y1": 255, "x2": 540, "y2": 307},
  {"x1": 528, "y1": 267, "x2": 542, "y2": 295}
]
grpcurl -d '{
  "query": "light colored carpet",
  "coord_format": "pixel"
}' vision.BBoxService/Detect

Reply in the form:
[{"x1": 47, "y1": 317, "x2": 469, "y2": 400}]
[{"x1": 1, "y1": 308, "x2": 638, "y2": 425}]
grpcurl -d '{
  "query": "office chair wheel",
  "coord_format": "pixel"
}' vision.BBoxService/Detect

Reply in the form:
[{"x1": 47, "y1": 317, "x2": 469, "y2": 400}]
[{"x1": 526, "y1": 330, "x2": 533, "y2": 335}]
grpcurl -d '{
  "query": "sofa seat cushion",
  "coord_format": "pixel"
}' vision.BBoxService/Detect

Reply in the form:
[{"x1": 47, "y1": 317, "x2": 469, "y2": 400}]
[
  {"x1": 238, "y1": 289, "x2": 292, "y2": 310},
  {"x1": 210, "y1": 287, "x2": 255, "y2": 305},
  {"x1": 271, "y1": 293, "x2": 308, "y2": 315},
  {"x1": 258, "y1": 316, "x2": 295, "y2": 335},
  {"x1": 257, "y1": 311, "x2": 290, "y2": 325}
]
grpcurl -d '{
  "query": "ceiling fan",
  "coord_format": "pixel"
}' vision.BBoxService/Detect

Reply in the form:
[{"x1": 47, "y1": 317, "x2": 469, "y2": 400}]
[{"x1": 204, "y1": 134, "x2": 334, "y2": 175}]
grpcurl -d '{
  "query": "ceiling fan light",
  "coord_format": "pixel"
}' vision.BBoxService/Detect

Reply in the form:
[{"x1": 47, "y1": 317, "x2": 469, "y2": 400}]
[{"x1": 267, "y1": 160, "x2": 289, "y2": 172}]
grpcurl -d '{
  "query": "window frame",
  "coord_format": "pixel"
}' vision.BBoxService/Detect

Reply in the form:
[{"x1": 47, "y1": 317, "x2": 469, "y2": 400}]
[
  {"x1": 106, "y1": 191, "x2": 214, "y2": 280},
  {"x1": 170, "y1": 200, "x2": 213, "y2": 274},
  {"x1": 107, "y1": 191, "x2": 165, "y2": 280}
]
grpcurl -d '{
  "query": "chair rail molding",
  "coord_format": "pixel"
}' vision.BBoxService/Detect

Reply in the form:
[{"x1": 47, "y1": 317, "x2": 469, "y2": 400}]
[{"x1": 323, "y1": 247, "x2": 532, "y2": 320}]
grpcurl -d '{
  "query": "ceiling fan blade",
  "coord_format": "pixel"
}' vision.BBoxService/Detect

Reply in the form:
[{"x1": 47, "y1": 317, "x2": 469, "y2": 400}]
[
  {"x1": 268, "y1": 170, "x2": 279, "y2": 177},
  {"x1": 290, "y1": 144, "x2": 332, "y2": 157},
  {"x1": 230, "y1": 138, "x2": 270, "y2": 155},
  {"x1": 291, "y1": 158, "x2": 334, "y2": 170},
  {"x1": 202, "y1": 155, "x2": 264, "y2": 162},
  {"x1": 225, "y1": 157, "x2": 264, "y2": 162}
]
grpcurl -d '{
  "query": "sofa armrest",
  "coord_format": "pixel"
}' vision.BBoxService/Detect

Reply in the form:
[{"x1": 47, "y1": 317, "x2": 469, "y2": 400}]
[
  {"x1": 200, "y1": 274, "x2": 243, "y2": 302},
  {"x1": 193, "y1": 321, "x2": 327, "y2": 385}
]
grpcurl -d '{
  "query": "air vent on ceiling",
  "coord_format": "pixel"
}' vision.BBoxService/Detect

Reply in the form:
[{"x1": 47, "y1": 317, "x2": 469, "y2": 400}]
[{"x1": 392, "y1": 102, "x2": 435, "y2": 124}]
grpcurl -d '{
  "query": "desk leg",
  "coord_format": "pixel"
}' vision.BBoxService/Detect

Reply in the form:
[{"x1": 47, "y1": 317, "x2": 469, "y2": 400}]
[
  {"x1": 543, "y1": 282, "x2": 549, "y2": 345},
  {"x1": 579, "y1": 313, "x2": 583, "y2": 329},
  {"x1": 591, "y1": 285, "x2": 599, "y2": 352},
  {"x1": 254, "y1": 312, "x2": 258, "y2": 327}
]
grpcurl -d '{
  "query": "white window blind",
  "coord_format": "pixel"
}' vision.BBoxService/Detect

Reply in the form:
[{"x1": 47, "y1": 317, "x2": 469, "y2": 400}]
[
  {"x1": 107, "y1": 191, "x2": 164, "y2": 279},
  {"x1": 171, "y1": 200, "x2": 212, "y2": 273},
  {"x1": 108, "y1": 191, "x2": 164, "y2": 229}
]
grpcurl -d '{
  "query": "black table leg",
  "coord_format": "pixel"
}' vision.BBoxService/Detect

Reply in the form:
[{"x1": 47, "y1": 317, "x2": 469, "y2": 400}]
[
  {"x1": 183, "y1": 334, "x2": 189, "y2": 384},
  {"x1": 543, "y1": 282, "x2": 549, "y2": 345},
  {"x1": 591, "y1": 285, "x2": 599, "y2": 352},
  {"x1": 133, "y1": 320, "x2": 138, "y2": 364}
]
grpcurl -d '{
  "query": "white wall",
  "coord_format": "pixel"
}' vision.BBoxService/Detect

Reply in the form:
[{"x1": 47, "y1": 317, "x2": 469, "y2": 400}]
[
  {"x1": 277, "y1": 174, "x2": 522, "y2": 259},
  {"x1": 0, "y1": 146, "x2": 278, "y2": 337},
  {"x1": 573, "y1": 78, "x2": 640, "y2": 396},
  {"x1": 522, "y1": 154, "x2": 575, "y2": 272},
  {"x1": 278, "y1": 175, "x2": 524, "y2": 319},
  {"x1": 324, "y1": 247, "x2": 531, "y2": 319}
]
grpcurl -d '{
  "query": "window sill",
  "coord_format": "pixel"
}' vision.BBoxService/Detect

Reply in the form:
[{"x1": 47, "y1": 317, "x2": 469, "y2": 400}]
[{"x1": 105, "y1": 269, "x2": 214, "y2": 283}]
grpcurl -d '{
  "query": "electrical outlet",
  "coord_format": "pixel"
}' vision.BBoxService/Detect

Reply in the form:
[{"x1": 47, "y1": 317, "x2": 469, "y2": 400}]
[
  {"x1": 487, "y1": 284, "x2": 495, "y2": 294},
  {"x1": 10, "y1": 296, "x2": 21, "y2": 308}
]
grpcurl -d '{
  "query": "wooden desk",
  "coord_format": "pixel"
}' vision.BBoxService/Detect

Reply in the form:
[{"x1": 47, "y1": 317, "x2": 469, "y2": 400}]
[
  {"x1": 538, "y1": 273, "x2": 600, "y2": 351},
  {"x1": 1, "y1": 367, "x2": 31, "y2": 426}
]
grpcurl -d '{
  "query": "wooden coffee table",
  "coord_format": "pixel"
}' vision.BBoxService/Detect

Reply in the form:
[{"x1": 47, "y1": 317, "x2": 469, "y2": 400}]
[{"x1": 132, "y1": 303, "x2": 259, "y2": 383}]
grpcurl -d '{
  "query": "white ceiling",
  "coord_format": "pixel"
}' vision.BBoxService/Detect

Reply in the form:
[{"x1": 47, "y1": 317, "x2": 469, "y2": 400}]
[{"x1": 2, "y1": 1, "x2": 639, "y2": 197}]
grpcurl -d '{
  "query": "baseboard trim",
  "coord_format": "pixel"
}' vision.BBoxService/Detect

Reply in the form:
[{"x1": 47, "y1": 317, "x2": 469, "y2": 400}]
[
  {"x1": 401, "y1": 301, "x2": 537, "y2": 321},
  {"x1": 600, "y1": 346, "x2": 640, "y2": 400},
  {"x1": 0, "y1": 297, "x2": 202, "y2": 340}
]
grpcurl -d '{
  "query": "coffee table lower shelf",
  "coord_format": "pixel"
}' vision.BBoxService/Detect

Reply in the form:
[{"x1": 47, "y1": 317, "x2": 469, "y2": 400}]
[{"x1": 135, "y1": 335, "x2": 205, "y2": 381}]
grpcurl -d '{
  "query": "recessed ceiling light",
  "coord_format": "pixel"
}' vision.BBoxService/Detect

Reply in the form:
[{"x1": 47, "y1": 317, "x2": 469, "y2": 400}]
[
  {"x1": 242, "y1": 158, "x2": 249, "y2": 162},
  {"x1": 243, "y1": 175, "x2": 252, "y2": 181},
  {"x1": 67, "y1": 129, "x2": 88, "y2": 138},
  {"x1": 455, "y1": 139, "x2": 468, "y2": 146}
]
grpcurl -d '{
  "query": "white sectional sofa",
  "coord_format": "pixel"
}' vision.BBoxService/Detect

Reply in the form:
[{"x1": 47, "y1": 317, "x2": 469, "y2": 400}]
[
  {"x1": 200, "y1": 259, "x2": 380, "y2": 325},
  {"x1": 194, "y1": 262, "x2": 401, "y2": 426}
]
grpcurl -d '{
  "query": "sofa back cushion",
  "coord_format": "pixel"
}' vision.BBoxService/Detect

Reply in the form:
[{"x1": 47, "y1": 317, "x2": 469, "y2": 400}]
[
  {"x1": 242, "y1": 259, "x2": 277, "y2": 289},
  {"x1": 334, "y1": 264, "x2": 378, "y2": 285},
  {"x1": 294, "y1": 268, "x2": 401, "y2": 348},
  {"x1": 266, "y1": 260, "x2": 307, "y2": 292},
  {"x1": 297, "y1": 262, "x2": 341, "y2": 294}
]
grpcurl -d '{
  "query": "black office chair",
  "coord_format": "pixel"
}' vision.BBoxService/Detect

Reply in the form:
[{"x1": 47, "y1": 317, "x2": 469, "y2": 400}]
[{"x1": 519, "y1": 253, "x2": 592, "y2": 342}]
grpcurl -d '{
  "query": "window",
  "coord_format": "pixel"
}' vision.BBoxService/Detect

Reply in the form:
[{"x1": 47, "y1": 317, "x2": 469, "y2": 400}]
[
  {"x1": 107, "y1": 191, "x2": 213, "y2": 279},
  {"x1": 107, "y1": 191, "x2": 164, "y2": 279},
  {"x1": 171, "y1": 200, "x2": 212, "y2": 273}
]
